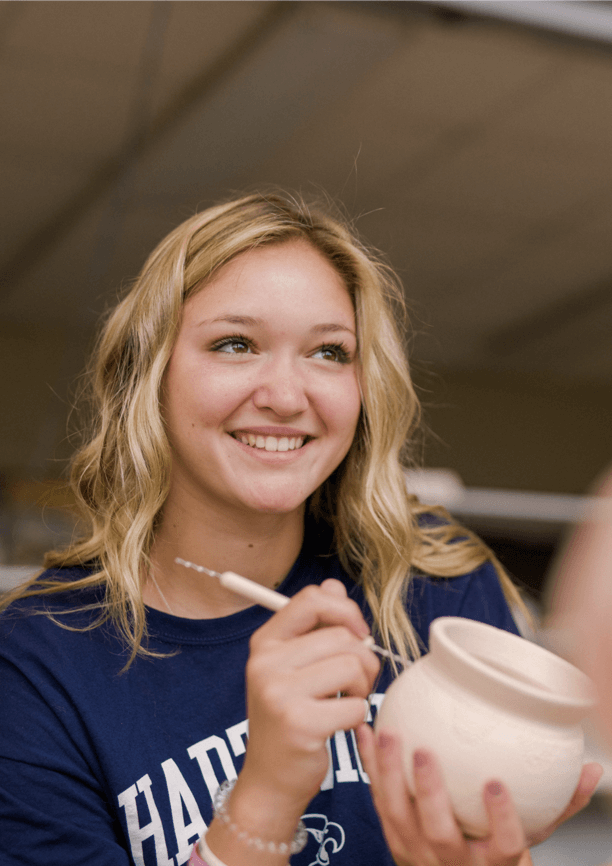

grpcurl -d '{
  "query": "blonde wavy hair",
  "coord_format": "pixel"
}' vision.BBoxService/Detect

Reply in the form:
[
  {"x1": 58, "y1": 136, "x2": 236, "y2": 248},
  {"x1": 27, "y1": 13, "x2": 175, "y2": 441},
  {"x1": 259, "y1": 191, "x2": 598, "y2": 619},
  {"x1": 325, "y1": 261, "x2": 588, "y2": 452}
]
[{"x1": 2, "y1": 191, "x2": 527, "y2": 667}]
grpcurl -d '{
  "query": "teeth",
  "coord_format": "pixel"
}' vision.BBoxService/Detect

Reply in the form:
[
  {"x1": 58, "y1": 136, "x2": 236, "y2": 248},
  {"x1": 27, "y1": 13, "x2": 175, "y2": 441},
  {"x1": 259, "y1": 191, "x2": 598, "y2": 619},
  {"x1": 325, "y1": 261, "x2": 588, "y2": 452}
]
[{"x1": 235, "y1": 434, "x2": 305, "y2": 451}]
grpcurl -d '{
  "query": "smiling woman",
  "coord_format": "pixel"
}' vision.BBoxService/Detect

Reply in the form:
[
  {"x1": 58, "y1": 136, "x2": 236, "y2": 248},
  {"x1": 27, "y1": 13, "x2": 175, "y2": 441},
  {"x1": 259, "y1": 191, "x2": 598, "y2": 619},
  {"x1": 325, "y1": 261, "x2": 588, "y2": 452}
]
[{"x1": 0, "y1": 192, "x2": 599, "y2": 866}]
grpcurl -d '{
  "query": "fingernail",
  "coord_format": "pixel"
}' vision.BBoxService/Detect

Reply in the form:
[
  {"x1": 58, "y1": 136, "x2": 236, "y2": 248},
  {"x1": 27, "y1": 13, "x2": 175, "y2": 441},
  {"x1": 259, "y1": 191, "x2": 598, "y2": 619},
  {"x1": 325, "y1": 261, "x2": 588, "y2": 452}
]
[
  {"x1": 413, "y1": 749, "x2": 429, "y2": 769},
  {"x1": 486, "y1": 781, "x2": 503, "y2": 797},
  {"x1": 378, "y1": 732, "x2": 394, "y2": 750}
]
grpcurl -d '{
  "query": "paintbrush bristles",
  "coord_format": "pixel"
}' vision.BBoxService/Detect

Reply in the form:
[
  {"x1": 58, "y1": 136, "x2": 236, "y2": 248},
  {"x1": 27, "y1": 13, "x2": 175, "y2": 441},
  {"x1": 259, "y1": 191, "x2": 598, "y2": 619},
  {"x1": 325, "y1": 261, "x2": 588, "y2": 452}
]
[
  {"x1": 174, "y1": 557, "x2": 288, "y2": 611},
  {"x1": 175, "y1": 558, "x2": 222, "y2": 579}
]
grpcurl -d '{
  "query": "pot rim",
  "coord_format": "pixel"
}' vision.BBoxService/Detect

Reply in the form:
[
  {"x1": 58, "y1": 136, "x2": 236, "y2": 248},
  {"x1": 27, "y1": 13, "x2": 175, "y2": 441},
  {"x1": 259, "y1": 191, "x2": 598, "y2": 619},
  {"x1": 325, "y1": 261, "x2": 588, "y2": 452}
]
[{"x1": 431, "y1": 616, "x2": 596, "y2": 712}]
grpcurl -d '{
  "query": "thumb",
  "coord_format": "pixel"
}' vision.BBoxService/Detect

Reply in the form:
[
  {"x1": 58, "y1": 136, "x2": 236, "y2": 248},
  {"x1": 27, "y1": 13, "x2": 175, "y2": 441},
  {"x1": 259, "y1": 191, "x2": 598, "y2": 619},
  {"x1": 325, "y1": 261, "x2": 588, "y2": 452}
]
[{"x1": 319, "y1": 578, "x2": 348, "y2": 599}]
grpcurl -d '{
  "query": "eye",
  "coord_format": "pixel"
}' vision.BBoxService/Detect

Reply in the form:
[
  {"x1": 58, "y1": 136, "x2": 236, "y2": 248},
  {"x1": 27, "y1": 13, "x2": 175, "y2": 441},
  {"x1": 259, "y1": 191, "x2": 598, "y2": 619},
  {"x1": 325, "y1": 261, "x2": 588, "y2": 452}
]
[
  {"x1": 210, "y1": 335, "x2": 255, "y2": 354},
  {"x1": 312, "y1": 343, "x2": 352, "y2": 364}
]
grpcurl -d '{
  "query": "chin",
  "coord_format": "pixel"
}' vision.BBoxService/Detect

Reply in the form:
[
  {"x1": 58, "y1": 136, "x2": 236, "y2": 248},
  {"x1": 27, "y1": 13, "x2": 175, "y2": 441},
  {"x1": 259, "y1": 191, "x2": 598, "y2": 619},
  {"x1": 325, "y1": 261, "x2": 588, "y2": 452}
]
[
  {"x1": 240, "y1": 491, "x2": 310, "y2": 516},
  {"x1": 248, "y1": 500, "x2": 305, "y2": 516}
]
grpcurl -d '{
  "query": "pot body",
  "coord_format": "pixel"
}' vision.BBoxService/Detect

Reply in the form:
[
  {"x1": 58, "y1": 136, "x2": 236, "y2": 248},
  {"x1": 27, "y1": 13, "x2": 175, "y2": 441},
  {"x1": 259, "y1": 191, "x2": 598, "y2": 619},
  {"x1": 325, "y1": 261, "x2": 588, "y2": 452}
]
[{"x1": 375, "y1": 617, "x2": 594, "y2": 837}]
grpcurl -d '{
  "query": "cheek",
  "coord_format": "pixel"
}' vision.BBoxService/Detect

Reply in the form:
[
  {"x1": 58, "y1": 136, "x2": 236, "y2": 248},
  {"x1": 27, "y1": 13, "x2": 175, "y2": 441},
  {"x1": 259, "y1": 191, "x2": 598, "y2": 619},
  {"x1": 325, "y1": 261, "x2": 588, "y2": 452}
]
[
  {"x1": 167, "y1": 362, "x2": 253, "y2": 427},
  {"x1": 326, "y1": 376, "x2": 362, "y2": 441}
]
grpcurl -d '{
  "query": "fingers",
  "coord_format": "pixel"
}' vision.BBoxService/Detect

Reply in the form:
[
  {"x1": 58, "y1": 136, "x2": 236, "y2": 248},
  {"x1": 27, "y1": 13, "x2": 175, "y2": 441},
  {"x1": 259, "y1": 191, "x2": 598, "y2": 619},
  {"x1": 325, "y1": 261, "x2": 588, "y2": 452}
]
[
  {"x1": 252, "y1": 581, "x2": 371, "y2": 645},
  {"x1": 475, "y1": 781, "x2": 526, "y2": 862},
  {"x1": 319, "y1": 577, "x2": 351, "y2": 598},
  {"x1": 249, "y1": 646, "x2": 378, "y2": 741},
  {"x1": 243, "y1": 580, "x2": 377, "y2": 806},
  {"x1": 528, "y1": 762, "x2": 603, "y2": 845},
  {"x1": 557, "y1": 762, "x2": 604, "y2": 821},
  {"x1": 358, "y1": 730, "x2": 477, "y2": 863},
  {"x1": 315, "y1": 696, "x2": 373, "y2": 736},
  {"x1": 300, "y1": 652, "x2": 377, "y2": 699},
  {"x1": 248, "y1": 625, "x2": 379, "y2": 700},
  {"x1": 358, "y1": 729, "x2": 533, "y2": 866},
  {"x1": 273, "y1": 623, "x2": 379, "y2": 670},
  {"x1": 411, "y1": 749, "x2": 467, "y2": 854},
  {"x1": 358, "y1": 726, "x2": 421, "y2": 857},
  {"x1": 248, "y1": 582, "x2": 379, "y2": 704}
]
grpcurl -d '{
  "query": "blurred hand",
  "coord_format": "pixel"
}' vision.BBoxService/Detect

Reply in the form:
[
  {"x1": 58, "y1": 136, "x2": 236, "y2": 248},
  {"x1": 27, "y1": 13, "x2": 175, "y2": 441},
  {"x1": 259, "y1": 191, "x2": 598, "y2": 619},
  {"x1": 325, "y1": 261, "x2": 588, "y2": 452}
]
[{"x1": 546, "y1": 468, "x2": 612, "y2": 740}]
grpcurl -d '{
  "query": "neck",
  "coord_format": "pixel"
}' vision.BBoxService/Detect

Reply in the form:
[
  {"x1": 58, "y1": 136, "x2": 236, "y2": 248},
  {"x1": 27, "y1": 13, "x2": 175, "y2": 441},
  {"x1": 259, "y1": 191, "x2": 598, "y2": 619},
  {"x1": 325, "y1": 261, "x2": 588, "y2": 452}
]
[{"x1": 146, "y1": 495, "x2": 305, "y2": 619}]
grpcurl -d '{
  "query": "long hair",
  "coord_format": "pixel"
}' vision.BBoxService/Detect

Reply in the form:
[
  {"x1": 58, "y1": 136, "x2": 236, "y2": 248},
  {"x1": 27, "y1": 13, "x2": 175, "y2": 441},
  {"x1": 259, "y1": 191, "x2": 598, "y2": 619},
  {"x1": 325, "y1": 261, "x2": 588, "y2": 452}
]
[{"x1": 2, "y1": 191, "x2": 527, "y2": 666}]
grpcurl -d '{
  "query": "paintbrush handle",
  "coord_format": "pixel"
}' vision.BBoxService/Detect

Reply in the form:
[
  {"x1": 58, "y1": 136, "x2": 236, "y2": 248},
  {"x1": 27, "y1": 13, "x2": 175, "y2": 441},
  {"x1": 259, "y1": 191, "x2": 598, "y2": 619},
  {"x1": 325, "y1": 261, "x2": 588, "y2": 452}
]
[
  {"x1": 175, "y1": 558, "x2": 405, "y2": 664},
  {"x1": 220, "y1": 572, "x2": 404, "y2": 662},
  {"x1": 219, "y1": 572, "x2": 290, "y2": 612}
]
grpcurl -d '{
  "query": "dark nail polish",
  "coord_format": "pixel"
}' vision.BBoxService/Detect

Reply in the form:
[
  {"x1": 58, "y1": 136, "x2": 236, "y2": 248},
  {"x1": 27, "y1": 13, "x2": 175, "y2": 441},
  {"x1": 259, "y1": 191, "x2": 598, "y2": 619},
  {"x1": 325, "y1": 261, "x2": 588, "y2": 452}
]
[
  {"x1": 378, "y1": 732, "x2": 393, "y2": 749},
  {"x1": 486, "y1": 781, "x2": 503, "y2": 796}
]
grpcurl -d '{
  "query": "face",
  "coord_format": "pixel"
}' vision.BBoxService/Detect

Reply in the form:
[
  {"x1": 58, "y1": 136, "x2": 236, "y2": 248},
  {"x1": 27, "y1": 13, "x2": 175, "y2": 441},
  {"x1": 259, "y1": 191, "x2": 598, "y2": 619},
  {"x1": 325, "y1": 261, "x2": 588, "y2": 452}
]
[{"x1": 162, "y1": 239, "x2": 362, "y2": 521}]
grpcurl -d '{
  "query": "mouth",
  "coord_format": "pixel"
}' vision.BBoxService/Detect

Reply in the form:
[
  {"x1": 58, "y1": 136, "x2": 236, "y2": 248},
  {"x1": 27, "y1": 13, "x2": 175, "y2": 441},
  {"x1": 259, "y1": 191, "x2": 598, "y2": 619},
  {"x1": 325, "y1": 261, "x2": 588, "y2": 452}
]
[{"x1": 230, "y1": 432, "x2": 311, "y2": 453}]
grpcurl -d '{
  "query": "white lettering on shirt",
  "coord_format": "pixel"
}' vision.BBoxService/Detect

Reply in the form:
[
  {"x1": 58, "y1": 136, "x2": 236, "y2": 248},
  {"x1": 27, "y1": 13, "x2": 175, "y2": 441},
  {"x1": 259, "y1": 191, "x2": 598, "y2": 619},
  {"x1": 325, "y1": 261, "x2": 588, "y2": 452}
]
[
  {"x1": 226, "y1": 719, "x2": 249, "y2": 757},
  {"x1": 188, "y1": 734, "x2": 238, "y2": 801},
  {"x1": 334, "y1": 730, "x2": 360, "y2": 783},
  {"x1": 117, "y1": 774, "x2": 175, "y2": 866},
  {"x1": 161, "y1": 759, "x2": 207, "y2": 865},
  {"x1": 117, "y1": 693, "x2": 385, "y2": 864}
]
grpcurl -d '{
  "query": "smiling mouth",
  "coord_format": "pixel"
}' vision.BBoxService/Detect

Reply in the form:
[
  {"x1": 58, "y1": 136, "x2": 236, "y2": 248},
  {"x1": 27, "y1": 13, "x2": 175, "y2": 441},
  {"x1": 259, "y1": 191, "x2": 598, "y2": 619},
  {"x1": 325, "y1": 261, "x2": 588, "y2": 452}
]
[{"x1": 230, "y1": 433, "x2": 309, "y2": 452}]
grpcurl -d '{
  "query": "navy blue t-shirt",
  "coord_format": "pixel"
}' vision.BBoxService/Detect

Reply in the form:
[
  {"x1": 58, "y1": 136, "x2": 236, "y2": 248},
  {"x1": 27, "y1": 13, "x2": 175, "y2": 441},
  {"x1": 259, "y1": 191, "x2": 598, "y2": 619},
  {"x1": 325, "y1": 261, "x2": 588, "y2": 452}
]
[{"x1": 0, "y1": 546, "x2": 518, "y2": 866}]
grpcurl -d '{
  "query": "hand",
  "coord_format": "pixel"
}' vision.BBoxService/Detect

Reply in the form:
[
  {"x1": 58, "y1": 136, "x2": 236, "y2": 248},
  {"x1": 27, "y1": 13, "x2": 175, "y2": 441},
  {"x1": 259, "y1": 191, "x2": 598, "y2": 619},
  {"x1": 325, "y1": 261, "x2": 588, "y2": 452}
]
[
  {"x1": 546, "y1": 468, "x2": 612, "y2": 739},
  {"x1": 357, "y1": 725, "x2": 603, "y2": 866},
  {"x1": 240, "y1": 579, "x2": 380, "y2": 811}
]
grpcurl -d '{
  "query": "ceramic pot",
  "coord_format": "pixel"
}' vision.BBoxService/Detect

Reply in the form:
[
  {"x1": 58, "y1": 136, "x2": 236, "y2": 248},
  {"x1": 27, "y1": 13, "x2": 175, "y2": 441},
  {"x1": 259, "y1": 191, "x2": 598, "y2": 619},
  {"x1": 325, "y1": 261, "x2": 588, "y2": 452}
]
[{"x1": 374, "y1": 616, "x2": 595, "y2": 837}]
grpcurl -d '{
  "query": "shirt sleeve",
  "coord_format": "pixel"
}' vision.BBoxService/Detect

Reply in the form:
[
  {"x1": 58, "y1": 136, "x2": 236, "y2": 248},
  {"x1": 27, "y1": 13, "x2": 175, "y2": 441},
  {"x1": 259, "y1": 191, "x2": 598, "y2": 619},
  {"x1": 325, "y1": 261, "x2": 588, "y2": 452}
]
[{"x1": 0, "y1": 634, "x2": 132, "y2": 865}]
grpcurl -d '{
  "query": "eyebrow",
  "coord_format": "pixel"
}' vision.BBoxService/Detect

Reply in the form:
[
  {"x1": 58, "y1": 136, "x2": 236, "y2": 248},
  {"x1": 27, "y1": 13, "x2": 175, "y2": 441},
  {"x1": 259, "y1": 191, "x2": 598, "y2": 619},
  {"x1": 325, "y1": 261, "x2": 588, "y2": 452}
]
[
  {"x1": 195, "y1": 315, "x2": 356, "y2": 337},
  {"x1": 196, "y1": 315, "x2": 261, "y2": 328}
]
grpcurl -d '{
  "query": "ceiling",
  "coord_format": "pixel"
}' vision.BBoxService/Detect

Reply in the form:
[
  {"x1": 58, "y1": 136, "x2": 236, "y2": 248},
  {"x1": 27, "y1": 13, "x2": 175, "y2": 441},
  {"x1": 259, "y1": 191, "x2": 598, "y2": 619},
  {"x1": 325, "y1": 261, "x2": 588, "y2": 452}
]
[{"x1": 1, "y1": 0, "x2": 612, "y2": 487}]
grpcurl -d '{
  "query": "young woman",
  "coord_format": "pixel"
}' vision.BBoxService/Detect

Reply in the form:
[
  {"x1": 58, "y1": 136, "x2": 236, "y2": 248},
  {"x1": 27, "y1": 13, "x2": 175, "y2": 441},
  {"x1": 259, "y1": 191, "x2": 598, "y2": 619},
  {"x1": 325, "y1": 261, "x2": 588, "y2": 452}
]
[{"x1": 0, "y1": 192, "x2": 600, "y2": 866}]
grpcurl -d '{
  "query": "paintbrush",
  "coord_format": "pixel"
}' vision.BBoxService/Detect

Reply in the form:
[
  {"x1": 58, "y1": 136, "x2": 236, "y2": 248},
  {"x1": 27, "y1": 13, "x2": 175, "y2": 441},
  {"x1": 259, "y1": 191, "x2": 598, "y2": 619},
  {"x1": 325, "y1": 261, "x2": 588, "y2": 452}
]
[{"x1": 175, "y1": 557, "x2": 404, "y2": 664}]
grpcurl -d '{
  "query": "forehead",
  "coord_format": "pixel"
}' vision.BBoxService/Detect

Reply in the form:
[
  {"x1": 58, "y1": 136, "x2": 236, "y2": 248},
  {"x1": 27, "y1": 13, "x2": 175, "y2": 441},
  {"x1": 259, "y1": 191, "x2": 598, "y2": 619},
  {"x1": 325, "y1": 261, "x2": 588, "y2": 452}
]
[{"x1": 185, "y1": 240, "x2": 354, "y2": 318}]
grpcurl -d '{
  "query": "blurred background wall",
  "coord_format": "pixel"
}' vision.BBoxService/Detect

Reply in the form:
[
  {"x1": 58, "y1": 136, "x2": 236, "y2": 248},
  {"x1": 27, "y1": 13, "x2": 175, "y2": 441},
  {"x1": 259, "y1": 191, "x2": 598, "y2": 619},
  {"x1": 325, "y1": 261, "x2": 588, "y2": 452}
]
[{"x1": 1, "y1": 0, "x2": 611, "y2": 594}]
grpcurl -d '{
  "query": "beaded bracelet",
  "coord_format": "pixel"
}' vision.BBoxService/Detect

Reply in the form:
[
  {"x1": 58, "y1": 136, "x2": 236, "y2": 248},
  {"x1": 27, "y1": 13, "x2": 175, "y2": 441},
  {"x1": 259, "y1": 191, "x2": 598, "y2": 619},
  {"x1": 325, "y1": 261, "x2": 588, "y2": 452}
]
[{"x1": 212, "y1": 779, "x2": 308, "y2": 855}]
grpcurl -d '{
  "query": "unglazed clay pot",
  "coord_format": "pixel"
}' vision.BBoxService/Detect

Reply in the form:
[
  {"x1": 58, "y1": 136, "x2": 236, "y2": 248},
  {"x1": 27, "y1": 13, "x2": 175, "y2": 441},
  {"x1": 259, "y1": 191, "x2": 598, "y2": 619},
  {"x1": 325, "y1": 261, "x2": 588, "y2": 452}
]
[{"x1": 375, "y1": 617, "x2": 595, "y2": 837}]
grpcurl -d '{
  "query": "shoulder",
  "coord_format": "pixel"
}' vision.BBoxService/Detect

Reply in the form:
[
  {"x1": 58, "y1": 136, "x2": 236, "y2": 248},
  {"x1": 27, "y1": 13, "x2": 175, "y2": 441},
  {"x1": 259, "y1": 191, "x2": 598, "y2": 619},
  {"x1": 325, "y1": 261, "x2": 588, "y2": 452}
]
[
  {"x1": 0, "y1": 564, "x2": 105, "y2": 642},
  {"x1": 407, "y1": 559, "x2": 520, "y2": 650},
  {"x1": 0, "y1": 565, "x2": 131, "y2": 717},
  {"x1": 2, "y1": 564, "x2": 100, "y2": 605}
]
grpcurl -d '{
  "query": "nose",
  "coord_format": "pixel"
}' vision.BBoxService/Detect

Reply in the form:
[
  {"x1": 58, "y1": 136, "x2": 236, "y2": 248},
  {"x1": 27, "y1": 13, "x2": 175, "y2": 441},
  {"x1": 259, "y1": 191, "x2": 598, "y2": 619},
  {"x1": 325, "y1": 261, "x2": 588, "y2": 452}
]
[{"x1": 252, "y1": 355, "x2": 309, "y2": 418}]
